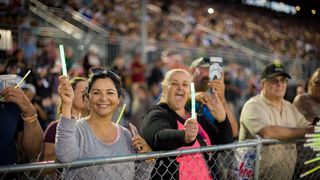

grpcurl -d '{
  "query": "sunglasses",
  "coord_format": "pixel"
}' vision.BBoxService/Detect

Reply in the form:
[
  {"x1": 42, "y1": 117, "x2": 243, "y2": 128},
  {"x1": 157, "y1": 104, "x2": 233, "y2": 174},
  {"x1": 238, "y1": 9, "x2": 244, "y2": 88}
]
[
  {"x1": 266, "y1": 77, "x2": 288, "y2": 84},
  {"x1": 199, "y1": 57, "x2": 210, "y2": 65},
  {"x1": 91, "y1": 68, "x2": 120, "y2": 79}
]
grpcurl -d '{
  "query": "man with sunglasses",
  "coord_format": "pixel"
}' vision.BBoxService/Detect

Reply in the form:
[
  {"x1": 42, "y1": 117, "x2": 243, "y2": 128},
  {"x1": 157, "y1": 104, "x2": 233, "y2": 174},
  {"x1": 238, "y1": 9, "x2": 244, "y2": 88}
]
[
  {"x1": 189, "y1": 57, "x2": 238, "y2": 139},
  {"x1": 239, "y1": 62, "x2": 314, "y2": 180}
]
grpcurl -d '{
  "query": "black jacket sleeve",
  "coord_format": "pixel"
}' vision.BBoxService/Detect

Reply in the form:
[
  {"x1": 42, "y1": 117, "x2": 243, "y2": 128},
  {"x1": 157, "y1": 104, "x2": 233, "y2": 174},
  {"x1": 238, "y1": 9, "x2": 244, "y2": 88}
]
[
  {"x1": 141, "y1": 105, "x2": 194, "y2": 151},
  {"x1": 215, "y1": 116, "x2": 233, "y2": 144}
]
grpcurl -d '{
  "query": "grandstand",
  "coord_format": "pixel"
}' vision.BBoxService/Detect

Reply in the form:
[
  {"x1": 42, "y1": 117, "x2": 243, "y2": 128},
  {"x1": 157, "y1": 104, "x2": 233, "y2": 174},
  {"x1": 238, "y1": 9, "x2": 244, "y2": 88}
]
[
  {"x1": 0, "y1": 0, "x2": 319, "y2": 120},
  {"x1": 0, "y1": 0, "x2": 318, "y2": 105},
  {"x1": 1, "y1": 0, "x2": 320, "y2": 179}
]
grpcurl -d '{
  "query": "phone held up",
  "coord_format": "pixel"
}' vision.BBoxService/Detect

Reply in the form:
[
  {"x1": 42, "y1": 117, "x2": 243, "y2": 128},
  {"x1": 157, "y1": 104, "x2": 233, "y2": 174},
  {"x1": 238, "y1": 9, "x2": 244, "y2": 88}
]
[
  {"x1": 129, "y1": 123, "x2": 139, "y2": 137},
  {"x1": 209, "y1": 57, "x2": 223, "y2": 81},
  {"x1": 129, "y1": 123, "x2": 143, "y2": 151}
]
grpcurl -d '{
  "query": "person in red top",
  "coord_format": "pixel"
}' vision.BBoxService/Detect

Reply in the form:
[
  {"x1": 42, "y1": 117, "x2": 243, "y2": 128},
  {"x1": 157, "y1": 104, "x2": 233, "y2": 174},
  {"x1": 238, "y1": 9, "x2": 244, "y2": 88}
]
[
  {"x1": 130, "y1": 54, "x2": 146, "y2": 83},
  {"x1": 38, "y1": 77, "x2": 88, "y2": 177}
]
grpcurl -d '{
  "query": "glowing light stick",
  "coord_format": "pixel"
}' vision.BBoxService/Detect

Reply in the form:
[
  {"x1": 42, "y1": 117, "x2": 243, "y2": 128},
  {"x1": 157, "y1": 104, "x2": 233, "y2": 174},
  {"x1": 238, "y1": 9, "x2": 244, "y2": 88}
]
[
  {"x1": 116, "y1": 103, "x2": 127, "y2": 124},
  {"x1": 15, "y1": 70, "x2": 31, "y2": 88},
  {"x1": 59, "y1": 45, "x2": 68, "y2": 77},
  {"x1": 191, "y1": 82, "x2": 196, "y2": 119}
]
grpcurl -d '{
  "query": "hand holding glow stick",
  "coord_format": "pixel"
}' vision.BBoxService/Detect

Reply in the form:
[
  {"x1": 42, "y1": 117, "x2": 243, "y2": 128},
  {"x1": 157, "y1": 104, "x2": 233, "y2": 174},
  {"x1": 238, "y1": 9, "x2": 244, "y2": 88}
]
[
  {"x1": 59, "y1": 44, "x2": 68, "y2": 77},
  {"x1": 190, "y1": 82, "x2": 196, "y2": 119},
  {"x1": 15, "y1": 70, "x2": 31, "y2": 88},
  {"x1": 116, "y1": 103, "x2": 126, "y2": 124}
]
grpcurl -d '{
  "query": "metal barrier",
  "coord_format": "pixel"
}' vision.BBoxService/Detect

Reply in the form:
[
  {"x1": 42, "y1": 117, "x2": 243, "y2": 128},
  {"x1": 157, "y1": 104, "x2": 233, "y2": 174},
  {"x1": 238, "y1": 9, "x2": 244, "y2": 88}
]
[
  {"x1": 0, "y1": 139, "x2": 318, "y2": 180},
  {"x1": 258, "y1": 139, "x2": 320, "y2": 180}
]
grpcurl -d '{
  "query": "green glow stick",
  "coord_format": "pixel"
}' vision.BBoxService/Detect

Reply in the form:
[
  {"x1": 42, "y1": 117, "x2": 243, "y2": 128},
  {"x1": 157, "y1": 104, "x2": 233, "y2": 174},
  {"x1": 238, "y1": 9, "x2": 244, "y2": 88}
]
[
  {"x1": 309, "y1": 147, "x2": 320, "y2": 151},
  {"x1": 59, "y1": 45, "x2": 68, "y2": 77},
  {"x1": 15, "y1": 70, "x2": 31, "y2": 88},
  {"x1": 303, "y1": 145, "x2": 320, "y2": 150},
  {"x1": 190, "y1": 82, "x2": 196, "y2": 119},
  {"x1": 116, "y1": 103, "x2": 126, "y2": 124},
  {"x1": 300, "y1": 164, "x2": 320, "y2": 178},
  {"x1": 306, "y1": 138, "x2": 320, "y2": 142},
  {"x1": 305, "y1": 134, "x2": 320, "y2": 138},
  {"x1": 304, "y1": 157, "x2": 320, "y2": 165},
  {"x1": 304, "y1": 142, "x2": 320, "y2": 147},
  {"x1": 303, "y1": 126, "x2": 320, "y2": 177}
]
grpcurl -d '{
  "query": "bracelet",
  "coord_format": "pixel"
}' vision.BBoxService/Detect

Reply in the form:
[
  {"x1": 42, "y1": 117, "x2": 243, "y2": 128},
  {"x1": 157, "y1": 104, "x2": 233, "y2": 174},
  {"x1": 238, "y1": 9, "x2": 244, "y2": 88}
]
[{"x1": 21, "y1": 112, "x2": 38, "y2": 123}]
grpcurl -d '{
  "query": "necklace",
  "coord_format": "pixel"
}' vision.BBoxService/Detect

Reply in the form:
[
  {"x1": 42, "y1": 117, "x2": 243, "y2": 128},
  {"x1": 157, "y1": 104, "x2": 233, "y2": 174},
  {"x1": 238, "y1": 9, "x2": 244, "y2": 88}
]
[
  {"x1": 93, "y1": 123, "x2": 117, "y2": 144},
  {"x1": 86, "y1": 117, "x2": 117, "y2": 144},
  {"x1": 102, "y1": 134, "x2": 116, "y2": 144}
]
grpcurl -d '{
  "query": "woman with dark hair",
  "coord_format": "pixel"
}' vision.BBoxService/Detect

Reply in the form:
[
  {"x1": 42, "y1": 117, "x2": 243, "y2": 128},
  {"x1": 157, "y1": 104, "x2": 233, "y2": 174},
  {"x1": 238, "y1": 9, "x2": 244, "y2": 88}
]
[{"x1": 55, "y1": 68, "x2": 154, "y2": 179}]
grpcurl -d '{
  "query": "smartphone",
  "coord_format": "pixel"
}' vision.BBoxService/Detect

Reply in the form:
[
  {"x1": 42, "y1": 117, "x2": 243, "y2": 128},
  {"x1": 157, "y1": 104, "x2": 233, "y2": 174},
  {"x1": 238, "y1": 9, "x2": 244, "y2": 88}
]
[
  {"x1": 129, "y1": 123, "x2": 139, "y2": 137},
  {"x1": 209, "y1": 57, "x2": 223, "y2": 80}
]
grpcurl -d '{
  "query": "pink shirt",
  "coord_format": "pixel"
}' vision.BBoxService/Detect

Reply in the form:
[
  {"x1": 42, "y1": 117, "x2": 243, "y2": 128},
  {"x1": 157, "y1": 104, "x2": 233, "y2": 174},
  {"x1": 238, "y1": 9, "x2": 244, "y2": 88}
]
[{"x1": 176, "y1": 119, "x2": 212, "y2": 180}]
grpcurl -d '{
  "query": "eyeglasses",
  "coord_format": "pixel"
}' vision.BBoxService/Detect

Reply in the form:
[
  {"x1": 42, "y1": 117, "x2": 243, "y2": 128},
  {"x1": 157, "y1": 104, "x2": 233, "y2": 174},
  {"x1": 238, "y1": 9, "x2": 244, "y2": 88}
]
[{"x1": 266, "y1": 77, "x2": 288, "y2": 84}]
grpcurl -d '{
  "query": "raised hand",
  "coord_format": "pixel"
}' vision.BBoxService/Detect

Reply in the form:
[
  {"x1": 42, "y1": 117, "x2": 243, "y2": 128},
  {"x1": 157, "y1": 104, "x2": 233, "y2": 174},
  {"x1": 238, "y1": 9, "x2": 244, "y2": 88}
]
[
  {"x1": 1, "y1": 87, "x2": 35, "y2": 117},
  {"x1": 58, "y1": 76, "x2": 74, "y2": 118},
  {"x1": 207, "y1": 71, "x2": 225, "y2": 102},
  {"x1": 184, "y1": 118, "x2": 198, "y2": 143},
  {"x1": 196, "y1": 91, "x2": 226, "y2": 122},
  {"x1": 58, "y1": 76, "x2": 74, "y2": 105}
]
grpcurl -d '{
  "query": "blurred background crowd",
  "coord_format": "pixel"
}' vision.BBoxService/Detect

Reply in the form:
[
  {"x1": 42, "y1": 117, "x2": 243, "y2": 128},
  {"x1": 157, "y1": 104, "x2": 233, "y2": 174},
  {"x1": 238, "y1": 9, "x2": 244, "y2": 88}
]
[{"x1": 0, "y1": 0, "x2": 319, "y2": 131}]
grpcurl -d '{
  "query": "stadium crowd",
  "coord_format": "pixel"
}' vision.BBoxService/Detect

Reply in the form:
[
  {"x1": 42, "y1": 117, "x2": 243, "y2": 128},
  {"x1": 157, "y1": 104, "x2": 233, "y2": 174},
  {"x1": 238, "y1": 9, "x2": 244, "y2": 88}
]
[
  {"x1": 0, "y1": 0, "x2": 319, "y2": 179},
  {"x1": 0, "y1": 0, "x2": 318, "y2": 134},
  {"x1": 31, "y1": 0, "x2": 320, "y2": 60}
]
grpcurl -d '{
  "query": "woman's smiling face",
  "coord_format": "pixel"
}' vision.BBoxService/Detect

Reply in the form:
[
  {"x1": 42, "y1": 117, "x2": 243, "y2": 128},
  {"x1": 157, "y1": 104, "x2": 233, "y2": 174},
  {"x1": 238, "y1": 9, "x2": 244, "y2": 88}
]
[{"x1": 88, "y1": 78, "x2": 120, "y2": 117}]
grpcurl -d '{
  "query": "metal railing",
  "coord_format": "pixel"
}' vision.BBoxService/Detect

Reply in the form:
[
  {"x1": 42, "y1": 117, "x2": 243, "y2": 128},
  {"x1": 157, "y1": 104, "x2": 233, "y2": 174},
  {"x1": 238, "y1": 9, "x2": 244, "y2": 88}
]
[{"x1": 0, "y1": 139, "x2": 319, "y2": 180}]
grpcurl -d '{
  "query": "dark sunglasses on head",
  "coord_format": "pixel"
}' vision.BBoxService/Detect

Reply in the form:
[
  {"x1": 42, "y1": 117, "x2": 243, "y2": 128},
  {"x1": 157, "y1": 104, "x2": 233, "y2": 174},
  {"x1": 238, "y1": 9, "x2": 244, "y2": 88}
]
[
  {"x1": 199, "y1": 57, "x2": 210, "y2": 65},
  {"x1": 91, "y1": 68, "x2": 120, "y2": 78}
]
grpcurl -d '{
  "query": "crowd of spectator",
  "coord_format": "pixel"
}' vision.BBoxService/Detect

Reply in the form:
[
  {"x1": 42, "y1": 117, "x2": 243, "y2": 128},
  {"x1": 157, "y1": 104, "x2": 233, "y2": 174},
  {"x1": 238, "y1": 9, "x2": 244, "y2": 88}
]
[
  {"x1": 2, "y1": 0, "x2": 317, "y2": 61},
  {"x1": 1, "y1": 0, "x2": 317, "y2": 126},
  {"x1": 28, "y1": 0, "x2": 320, "y2": 61},
  {"x1": 1, "y1": 1, "x2": 320, "y2": 179}
]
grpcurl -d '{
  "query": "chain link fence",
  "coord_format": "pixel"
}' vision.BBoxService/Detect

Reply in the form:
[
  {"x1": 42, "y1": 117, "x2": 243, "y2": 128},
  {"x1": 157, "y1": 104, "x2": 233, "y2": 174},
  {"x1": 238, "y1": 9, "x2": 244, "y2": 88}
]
[{"x1": 0, "y1": 139, "x2": 319, "y2": 180}]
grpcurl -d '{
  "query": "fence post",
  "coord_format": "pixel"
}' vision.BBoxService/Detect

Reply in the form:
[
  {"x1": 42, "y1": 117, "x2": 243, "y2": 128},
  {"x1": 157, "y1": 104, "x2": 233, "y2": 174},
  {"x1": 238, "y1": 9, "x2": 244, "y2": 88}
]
[{"x1": 254, "y1": 136, "x2": 262, "y2": 180}]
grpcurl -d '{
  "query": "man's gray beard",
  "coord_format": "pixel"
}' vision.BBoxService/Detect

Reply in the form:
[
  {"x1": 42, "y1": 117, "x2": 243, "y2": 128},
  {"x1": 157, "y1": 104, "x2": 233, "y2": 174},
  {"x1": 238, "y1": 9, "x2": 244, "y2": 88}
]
[{"x1": 196, "y1": 78, "x2": 209, "y2": 92}]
